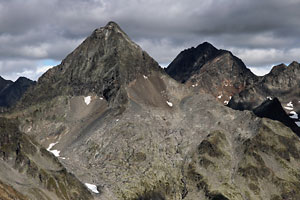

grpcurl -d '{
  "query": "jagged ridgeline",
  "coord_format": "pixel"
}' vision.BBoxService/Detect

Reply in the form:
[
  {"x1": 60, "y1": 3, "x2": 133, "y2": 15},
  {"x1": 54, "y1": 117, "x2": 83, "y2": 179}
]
[{"x1": 19, "y1": 22, "x2": 162, "y2": 108}]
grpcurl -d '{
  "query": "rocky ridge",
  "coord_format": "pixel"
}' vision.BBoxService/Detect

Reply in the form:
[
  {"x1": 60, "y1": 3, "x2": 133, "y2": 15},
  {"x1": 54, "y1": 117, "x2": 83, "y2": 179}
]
[{"x1": 228, "y1": 61, "x2": 300, "y2": 131}]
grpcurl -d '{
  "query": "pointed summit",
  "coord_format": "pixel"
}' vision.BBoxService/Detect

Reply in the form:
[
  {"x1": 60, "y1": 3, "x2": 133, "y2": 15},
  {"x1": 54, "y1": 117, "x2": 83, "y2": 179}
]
[
  {"x1": 21, "y1": 22, "x2": 161, "y2": 107},
  {"x1": 165, "y1": 42, "x2": 257, "y2": 103},
  {"x1": 165, "y1": 42, "x2": 220, "y2": 83}
]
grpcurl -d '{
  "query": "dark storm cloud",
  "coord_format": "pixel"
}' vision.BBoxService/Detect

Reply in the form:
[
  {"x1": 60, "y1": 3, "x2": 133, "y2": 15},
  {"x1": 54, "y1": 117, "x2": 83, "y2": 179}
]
[{"x1": 1, "y1": 0, "x2": 300, "y2": 80}]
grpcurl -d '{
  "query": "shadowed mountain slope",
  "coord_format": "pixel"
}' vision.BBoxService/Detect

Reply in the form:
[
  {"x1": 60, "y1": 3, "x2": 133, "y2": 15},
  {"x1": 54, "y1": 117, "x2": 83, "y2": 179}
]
[
  {"x1": 0, "y1": 77, "x2": 35, "y2": 108},
  {"x1": 0, "y1": 76, "x2": 13, "y2": 93}
]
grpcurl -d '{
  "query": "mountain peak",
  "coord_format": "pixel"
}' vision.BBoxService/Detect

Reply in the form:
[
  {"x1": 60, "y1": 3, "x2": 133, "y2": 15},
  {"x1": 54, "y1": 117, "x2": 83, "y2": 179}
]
[
  {"x1": 106, "y1": 21, "x2": 121, "y2": 29},
  {"x1": 91, "y1": 21, "x2": 132, "y2": 44},
  {"x1": 165, "y1": 41, "x2": 221, "y2": 83},
  {"x1": 289, "y1": 61, "x2": 299, "y2": 67},
  {"x1": 196, "y1": 41, "x2": 217, "y2": 51},
  {"x1": 21, "y1": 22, "x2": 161, "y2": 108}
]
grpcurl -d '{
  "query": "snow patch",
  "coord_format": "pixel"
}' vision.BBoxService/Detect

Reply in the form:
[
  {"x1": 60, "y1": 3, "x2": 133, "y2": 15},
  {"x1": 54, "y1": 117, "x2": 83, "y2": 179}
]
[
  {"x1": 85, "y1": 183, "x2": 99, "y2": 194},
  {"x1": 224, "y1": 100, "x2": 229, "y2": 105},
  {"x1": 99, "y1": 97, "x2": 103, "y2": 100},
  {"x1": 166, "y1": 101, "x2": 173, "y2": 107},
  {"x1": 143, "y1": 75, "x2": 148, "y2": 79},
  {"x1": 105, "y1": 30, "x2": 109, "y2": 40},
  {"x1": 217, "y1": 94, "x2": 222, "y2": 99},
  {"x1": 47, "y1": 142, "x2": 58, "y2": 151},
  {"x1": 284, "y1": 106, "x2": 293, "y2": 111},
  {"x1": 192, "y1": 83, "x2": 198, "y2": 87},
  {"x1": 27, "y1": 126, "x2": 32, "y2": 132},
  {"x1": 84, "y1": 96, "x2": 91, "y2": 105},
  {"x1": 116, "y1": 119, "x2": 119, "y2": 122},
  {"x1": 290, "y1": 111, "x2": 298, "y2": 119},
  {"x1": 296, "y1": 121, "x2": 300, "y2": 127},
  {"x1": 47, "y1": 142, "x2": 60, "y2": 157},
  {"x1": 229, "y1": 96, "x2": 232, "y2": 100},
  {"x1": 50, "y1": 150, "x2": 60, "y2": 157},
  {"x1": 287, "y1": 101, "x2": 293, "y2": 107},
  {"x1": 267, "y1": 96, "x2": 273, "y2": 100}
]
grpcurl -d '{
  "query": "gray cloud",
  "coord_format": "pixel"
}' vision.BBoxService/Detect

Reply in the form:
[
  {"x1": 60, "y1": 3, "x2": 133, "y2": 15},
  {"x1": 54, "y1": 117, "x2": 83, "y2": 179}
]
[{"x1": 1, "y1": 0, "x2": 300, "y2": 80}]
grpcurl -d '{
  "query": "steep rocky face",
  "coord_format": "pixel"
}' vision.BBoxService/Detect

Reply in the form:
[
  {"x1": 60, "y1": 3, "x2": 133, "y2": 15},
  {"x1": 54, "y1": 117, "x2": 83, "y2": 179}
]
[
  {"x1": 4, "y1": 22, "x2": 300, "y2": 200},
  {"x1": 0, "y1": 117, "x2": 94, "y2": 200},
  {"x1": 165, "y1": 42, "x2": 257, "y2": 104},
  {"x1": 0, "y1": 77, "x2": 35, "y2": 108},
  {"x1": 20, "y1": 21, "x2": 162, "y2": 109},
  {"x1": 228, "y1": 61, "x2": 300, "y2": 131},
  {"x1": 229, "y1": 62, "x2": 300, "y2": 109}
]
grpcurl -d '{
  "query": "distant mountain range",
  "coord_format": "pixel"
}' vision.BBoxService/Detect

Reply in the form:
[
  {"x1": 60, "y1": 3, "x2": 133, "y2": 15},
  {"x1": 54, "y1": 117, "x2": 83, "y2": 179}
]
[{"x1": 0, "y1": 22, "x2": 300, "y2": 200}]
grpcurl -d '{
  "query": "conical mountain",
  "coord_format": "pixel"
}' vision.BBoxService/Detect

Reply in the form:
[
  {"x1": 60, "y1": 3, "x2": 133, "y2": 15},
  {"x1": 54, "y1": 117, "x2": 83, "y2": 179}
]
[
  {"x1": 165, "y1": 42, "x2": 257, "y2": 104},
  {"x1": 20, "y1": 21, "x2": 162, "y2": 108}
]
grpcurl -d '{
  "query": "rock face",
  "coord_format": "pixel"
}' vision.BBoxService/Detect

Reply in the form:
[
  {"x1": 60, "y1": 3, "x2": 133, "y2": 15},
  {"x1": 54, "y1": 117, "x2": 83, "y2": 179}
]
[
  {"x1": 229, "y1": 61, "x2": 300, "y2": 112},
  {"x1": 0, "y1": 77, "x2": 35, "y2": 108},
  {"x1": 228, "y1": 61, "x2": 300, "y2": 133},
  {"x1": 165, "y1": 42, "x2": 257, "y2": 104},
  {"x1": 0, "y1": 117, "x2": 93, "y2": 200},
  {"x1": 2, "y1": 22, "x2": 300, "y2": 200}
]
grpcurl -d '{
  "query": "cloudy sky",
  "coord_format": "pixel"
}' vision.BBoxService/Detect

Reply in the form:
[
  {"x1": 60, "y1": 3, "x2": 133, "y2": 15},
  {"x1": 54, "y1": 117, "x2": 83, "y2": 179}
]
[{"x1": 1, "y1": 0, "x2": 300, "y2": 80}]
